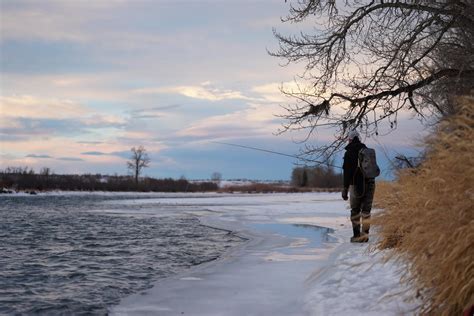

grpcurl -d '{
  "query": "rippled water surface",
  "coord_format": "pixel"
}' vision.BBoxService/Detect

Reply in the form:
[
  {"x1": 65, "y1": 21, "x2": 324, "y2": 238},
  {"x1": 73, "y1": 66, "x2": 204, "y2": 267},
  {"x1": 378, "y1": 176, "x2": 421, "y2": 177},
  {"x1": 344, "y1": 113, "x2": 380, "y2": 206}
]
[{"x1": 0, "y1": 194, "x2": 242, "y2": 315}]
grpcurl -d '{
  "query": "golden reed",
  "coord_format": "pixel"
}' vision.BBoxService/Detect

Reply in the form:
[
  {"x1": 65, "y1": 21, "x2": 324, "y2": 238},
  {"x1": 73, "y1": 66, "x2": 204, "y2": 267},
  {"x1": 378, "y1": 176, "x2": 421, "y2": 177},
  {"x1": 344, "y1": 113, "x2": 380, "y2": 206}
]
[{"x1": 373, "y1": 97, "x2": 474, "y2": 315}]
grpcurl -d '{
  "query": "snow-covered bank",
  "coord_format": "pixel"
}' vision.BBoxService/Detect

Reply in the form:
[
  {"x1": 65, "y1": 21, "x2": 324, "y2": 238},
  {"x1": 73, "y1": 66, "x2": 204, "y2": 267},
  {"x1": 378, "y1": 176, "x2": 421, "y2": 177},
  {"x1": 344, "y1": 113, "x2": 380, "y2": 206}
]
[
  {"x1": 304, "y1": 242, "x2": 419, "y2": 315},
  {"x1": 109, "y1": 193, "x2": 419, "y2": 315}
]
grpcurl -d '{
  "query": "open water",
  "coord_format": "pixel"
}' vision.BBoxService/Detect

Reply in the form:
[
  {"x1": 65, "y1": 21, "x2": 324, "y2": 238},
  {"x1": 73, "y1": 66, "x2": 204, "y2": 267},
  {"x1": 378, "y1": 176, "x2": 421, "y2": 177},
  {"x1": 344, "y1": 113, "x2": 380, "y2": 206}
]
[{"x1": 0, "y1": 194, "x2": 242, "y2": 315}]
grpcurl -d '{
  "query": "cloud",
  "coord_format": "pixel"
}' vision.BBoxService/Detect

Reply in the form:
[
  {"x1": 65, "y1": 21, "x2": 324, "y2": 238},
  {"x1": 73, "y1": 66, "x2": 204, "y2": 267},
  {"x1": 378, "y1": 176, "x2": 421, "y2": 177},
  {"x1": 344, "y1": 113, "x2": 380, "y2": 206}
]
[
  {"x1": 24, "y1": 154, "x2": 83, "y2": 161},
  {"x1": 116, "y1": 131, "x2": 153, "y2": 141},
  {"x1": 81, "y1": 151, "x2": 107, "y2": 156},
  {"x1": 129, "y1": 104, "x2": 181, "y2": 120},
  {"x1": 1, "y1": 95, "x2": 87, "y2": 119},
  {"x1": 1, "y1": 117, "x2": 124, "y2": 140},
  {"x1": 81, "y1": 150, "x2": 130, "y2": 159},
  {"x1": 57, "y1": 157, "x2": 84, "y2": 161},
  {"x1": 4, "y1": 136, "x2": 123, "y2": 156},
  {"x1": 77, "y1": 141, "x2": 104, "y2": 144},
  {"x1": 1, "y1": 8, "x2": 87, "y2": 42},
  {"x1": 109, "y1": 151, "x2": 131, "y2": 159},
  {"x1": 0, "y1": 0, "x2": 129, "y2": 43},
  {"x1": 0, "y1": 96, "x2": 126, "y2": 141},
  {"x1": 1, "y1": 96, "x2": 124, "y2": 130},
  {"x1": 133, "y1": 82, "x2": 253, "y2": 102},
  {"x1": 251, "y1": 81, "x2": 316, "y2": 103},
  {"x1": 81, "y1": 114, "x2": 126, "y2": 127},
  {"x1": 25, "y1": 154, "x2": 52, "y2": 158},
  {"x1": 176, "y1": 101, "x2": 282, "y2": 140},
  {"x1": 148, "y1": 104, "x2": 182, "y2": 111},
  {"x1": 0, "y1": 133, "x2": 28, "y2": 141}
]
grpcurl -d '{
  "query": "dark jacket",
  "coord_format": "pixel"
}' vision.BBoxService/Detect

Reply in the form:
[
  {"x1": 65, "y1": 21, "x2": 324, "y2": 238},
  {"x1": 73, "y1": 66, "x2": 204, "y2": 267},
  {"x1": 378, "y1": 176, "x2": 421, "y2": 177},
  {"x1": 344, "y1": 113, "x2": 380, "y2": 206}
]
[{"x1": 343, "y1": 137, "x2": 366, "y2": 193}]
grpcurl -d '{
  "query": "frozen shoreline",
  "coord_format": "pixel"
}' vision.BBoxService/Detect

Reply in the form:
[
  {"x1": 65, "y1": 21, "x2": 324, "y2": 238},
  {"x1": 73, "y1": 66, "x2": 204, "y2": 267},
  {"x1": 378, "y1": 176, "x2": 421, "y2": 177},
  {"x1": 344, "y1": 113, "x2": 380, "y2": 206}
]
[{"x1": 109, "y1": 192, "x2": 419, "y2": 315}]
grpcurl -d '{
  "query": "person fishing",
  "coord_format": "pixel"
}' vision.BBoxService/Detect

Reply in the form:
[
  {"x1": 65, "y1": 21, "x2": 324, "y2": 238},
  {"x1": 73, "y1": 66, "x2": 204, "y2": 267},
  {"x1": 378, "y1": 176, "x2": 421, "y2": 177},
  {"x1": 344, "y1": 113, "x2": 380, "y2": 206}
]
[
  {"x1": 341, "y1": 130, "x2": 378, "y2": 243},
  {"x1": 215, "y1": 136, "x2": 379, "y2": 243}
]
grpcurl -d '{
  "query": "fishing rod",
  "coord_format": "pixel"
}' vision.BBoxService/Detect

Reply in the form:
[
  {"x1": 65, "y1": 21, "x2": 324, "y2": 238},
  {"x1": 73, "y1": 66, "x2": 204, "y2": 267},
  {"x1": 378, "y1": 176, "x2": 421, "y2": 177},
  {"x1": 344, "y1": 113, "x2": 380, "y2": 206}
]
[{"x1": 211, "y1": 141, "x2": 343, "y2": 170}]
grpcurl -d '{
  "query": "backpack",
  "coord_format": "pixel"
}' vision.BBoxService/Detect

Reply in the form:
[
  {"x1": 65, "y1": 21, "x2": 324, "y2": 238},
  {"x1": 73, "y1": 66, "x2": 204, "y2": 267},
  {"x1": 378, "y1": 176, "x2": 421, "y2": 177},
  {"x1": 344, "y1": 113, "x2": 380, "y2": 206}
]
[{"x1": 358, "y1": 148, "x2": 380, "y2": 178}]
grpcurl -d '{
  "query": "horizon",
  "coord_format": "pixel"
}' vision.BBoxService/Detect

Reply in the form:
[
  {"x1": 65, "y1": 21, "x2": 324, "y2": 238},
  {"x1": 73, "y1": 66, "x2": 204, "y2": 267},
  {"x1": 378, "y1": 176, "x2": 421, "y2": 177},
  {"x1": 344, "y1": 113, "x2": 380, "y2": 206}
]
[{"x1": 0, "y1": 1, "x2": 426, "y2": 180}]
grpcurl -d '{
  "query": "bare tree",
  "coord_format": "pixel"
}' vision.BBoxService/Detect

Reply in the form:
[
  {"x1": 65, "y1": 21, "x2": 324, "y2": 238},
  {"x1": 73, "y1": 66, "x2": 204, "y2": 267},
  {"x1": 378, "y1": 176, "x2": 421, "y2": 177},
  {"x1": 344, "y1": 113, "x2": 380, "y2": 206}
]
[
  {"x1": 40, "y1": 167, "x2": 51, "y2": 176},
  {"x1": 272, "y1": 0, "x2": 474, "y2": 160},
  {"x1": 127, "y1": 146, "x2": 150, "y2": 185},
  {"x1": 211, "y1": 171, "x2": 222, "y2": 184}
]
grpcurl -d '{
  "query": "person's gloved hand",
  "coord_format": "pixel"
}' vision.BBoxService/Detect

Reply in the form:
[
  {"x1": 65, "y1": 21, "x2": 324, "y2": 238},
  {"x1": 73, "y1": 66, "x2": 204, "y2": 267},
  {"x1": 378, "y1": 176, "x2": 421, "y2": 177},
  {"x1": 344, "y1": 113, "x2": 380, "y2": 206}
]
[{"x1": 342, "y1": 188, "x2": 349, "y2": 201}]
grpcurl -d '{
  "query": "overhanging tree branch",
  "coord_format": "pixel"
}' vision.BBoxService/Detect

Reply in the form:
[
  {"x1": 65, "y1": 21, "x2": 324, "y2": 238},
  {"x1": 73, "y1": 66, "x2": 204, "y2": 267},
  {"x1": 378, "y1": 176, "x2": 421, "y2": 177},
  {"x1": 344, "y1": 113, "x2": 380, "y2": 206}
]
[
  {"x1": 302, "y1": 68, "x2": 473, "y2": 119},
  {"x1": 272, "y1": 0, "x2": 474, "y2": 160}
]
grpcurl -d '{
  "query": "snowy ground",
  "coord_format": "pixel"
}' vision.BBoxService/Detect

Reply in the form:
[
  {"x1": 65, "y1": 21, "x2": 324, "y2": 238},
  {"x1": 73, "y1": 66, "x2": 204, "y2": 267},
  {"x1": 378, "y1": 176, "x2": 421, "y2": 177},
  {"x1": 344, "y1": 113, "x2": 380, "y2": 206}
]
[{"x1": 108, "y1": 192, "x2": 419, "y2": 315}]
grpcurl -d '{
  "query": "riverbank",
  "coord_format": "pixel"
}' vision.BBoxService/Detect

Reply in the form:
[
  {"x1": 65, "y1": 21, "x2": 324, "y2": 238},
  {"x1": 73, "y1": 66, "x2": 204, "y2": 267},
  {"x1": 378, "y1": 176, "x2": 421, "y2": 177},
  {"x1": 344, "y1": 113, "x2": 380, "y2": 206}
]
[{"x1": 110, "y1": 192, "x2": 419, "y2": 315}]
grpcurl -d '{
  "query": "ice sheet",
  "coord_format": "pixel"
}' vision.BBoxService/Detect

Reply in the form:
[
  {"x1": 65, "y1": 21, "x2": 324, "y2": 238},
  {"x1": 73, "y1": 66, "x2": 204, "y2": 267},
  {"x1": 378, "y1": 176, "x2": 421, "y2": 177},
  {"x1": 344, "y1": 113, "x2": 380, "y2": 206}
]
[{"x1": 110, "y1": 192, "x2": 419, "y2": 315}]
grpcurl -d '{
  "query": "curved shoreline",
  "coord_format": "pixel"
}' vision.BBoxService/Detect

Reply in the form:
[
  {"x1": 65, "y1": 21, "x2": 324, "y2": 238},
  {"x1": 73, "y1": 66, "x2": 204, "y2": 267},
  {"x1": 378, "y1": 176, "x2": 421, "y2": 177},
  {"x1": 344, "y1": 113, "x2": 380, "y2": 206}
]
[{"x1": 110, "y1": 194, "x2": 344, "y2": 316}]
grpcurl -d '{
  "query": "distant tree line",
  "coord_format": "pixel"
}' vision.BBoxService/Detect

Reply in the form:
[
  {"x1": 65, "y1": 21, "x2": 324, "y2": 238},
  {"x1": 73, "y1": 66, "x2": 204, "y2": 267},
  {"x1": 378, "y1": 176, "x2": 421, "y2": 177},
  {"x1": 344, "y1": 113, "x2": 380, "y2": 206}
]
[
  {"x1": 291, "y1": 165, "x2": 342, "y2": 188},
  {"x1": 0, "y1": 167, "x2": 217, "y2": 192}
]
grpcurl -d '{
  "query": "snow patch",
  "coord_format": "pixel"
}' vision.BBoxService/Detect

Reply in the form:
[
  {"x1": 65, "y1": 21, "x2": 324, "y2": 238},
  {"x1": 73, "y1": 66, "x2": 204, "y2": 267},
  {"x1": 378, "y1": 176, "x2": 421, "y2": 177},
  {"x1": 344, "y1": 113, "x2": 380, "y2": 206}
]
[
  {"x1": 84, "y1": 191, "x2": 418, "y2": 315},
  {"x1": 304, "y1": 243, "x2": 420, "y2": 315}
]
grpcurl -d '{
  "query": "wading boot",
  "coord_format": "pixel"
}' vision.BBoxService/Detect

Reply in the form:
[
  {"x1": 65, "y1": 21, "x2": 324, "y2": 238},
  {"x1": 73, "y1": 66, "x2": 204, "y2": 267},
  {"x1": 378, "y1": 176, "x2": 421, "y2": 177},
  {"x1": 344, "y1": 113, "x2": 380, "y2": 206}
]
[{"x1": 350, "y1": 226, "x2": 361, "y2": 243}]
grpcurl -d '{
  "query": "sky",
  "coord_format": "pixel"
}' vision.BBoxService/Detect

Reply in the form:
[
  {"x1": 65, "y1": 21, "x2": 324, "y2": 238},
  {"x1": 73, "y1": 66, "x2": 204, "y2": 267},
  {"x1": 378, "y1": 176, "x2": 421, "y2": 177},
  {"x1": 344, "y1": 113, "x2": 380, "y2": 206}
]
[{"x1": 0, "y1": 0, "x2": 426, "y2": 180}]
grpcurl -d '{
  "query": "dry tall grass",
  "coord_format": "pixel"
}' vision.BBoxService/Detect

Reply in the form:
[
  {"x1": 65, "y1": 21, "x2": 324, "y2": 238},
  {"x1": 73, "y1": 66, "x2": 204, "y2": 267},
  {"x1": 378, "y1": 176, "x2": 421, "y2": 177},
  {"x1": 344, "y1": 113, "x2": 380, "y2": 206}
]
[{"x1": 373, "y1": 97, "x2": 474, "y2": 315}]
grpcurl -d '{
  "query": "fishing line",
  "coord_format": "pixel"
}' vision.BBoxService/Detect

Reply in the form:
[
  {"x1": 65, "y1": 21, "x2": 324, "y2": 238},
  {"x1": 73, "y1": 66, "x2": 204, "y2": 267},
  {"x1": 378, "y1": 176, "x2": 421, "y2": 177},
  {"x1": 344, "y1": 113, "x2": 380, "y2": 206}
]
[{"x1": 211, "y1": 141, "x2": 343, "y2": 170}]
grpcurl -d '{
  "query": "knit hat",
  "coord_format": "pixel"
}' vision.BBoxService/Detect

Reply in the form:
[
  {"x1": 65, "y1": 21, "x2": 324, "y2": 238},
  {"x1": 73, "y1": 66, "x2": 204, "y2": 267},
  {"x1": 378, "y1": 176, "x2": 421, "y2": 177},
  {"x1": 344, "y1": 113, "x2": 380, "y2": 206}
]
[{"x1": 348, "y1": 130, "x2": 360, "y2": 141}]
